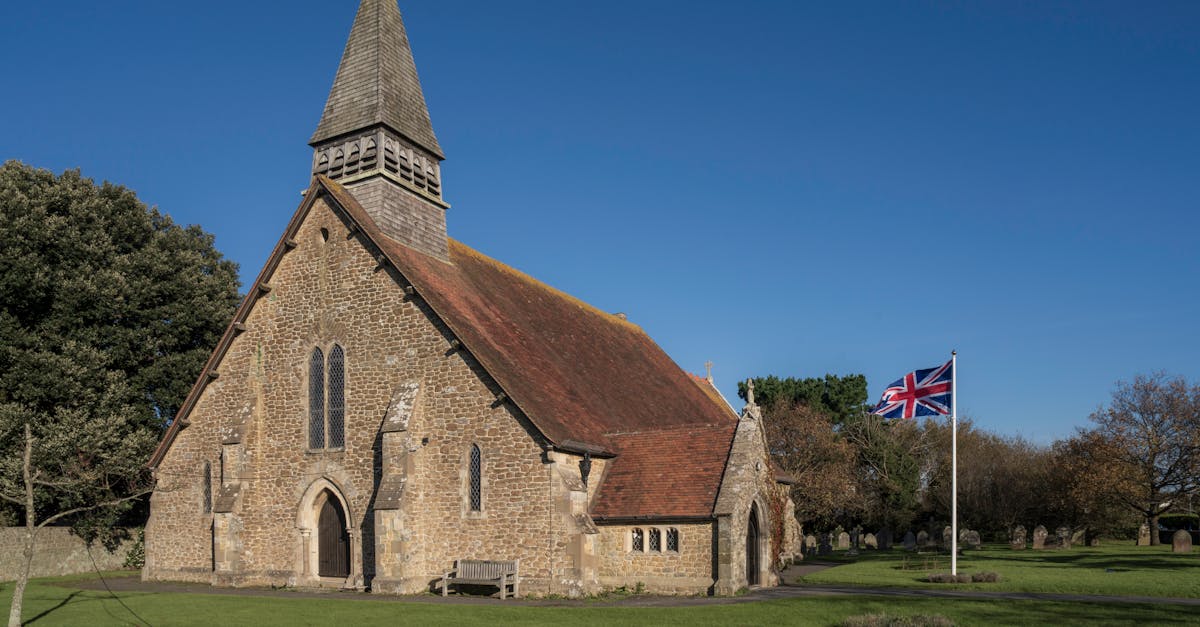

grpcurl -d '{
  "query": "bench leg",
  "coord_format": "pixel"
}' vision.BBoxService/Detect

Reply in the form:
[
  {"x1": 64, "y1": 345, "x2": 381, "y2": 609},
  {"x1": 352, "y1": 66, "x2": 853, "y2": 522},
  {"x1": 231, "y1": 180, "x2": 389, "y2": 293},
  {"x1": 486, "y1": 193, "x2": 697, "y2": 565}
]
[
  {"x1": 500, "y1": 581, "x2": 506, "y2": 600},
  {"x1": 442, "y1": 580, "x2": 449, "y2": 597}
]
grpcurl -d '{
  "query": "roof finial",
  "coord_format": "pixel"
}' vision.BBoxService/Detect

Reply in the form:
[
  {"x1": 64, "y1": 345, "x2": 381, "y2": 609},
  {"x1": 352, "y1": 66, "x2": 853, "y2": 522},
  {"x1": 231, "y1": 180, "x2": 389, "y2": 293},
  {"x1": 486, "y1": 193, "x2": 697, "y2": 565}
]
[
  {"x1": 704, "y1": 361, "x2": 714, "y2": 385},
  {"x1": 745, "y1": 378, "x2": 756, "y2": 406}
]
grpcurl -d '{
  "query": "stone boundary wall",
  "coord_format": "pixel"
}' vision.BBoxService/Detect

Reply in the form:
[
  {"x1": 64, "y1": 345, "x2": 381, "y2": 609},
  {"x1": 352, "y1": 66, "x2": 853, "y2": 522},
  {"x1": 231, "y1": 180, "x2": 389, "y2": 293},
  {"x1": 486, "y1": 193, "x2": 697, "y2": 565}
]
[{"x1": 0, "y1": 527, "x2": 135, "y2": 582}]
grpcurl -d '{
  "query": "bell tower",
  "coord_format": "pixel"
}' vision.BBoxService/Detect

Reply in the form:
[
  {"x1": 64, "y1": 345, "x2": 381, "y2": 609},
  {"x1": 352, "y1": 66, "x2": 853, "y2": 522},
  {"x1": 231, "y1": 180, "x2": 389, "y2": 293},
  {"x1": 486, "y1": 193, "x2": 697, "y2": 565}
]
[{"x1": 310, "y1": 0, "x2": 449, "y2": 260}]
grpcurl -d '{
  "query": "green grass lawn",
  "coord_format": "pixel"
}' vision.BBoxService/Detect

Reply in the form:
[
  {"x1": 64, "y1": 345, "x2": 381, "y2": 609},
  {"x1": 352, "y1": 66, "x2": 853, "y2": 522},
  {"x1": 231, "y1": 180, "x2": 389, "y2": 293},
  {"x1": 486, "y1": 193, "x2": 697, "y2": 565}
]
[
  {"x1": 3, "y1": 571, "x2": 1199, "y2": 627},
  {"x1": 798, "y1": 542, "x2": 1200, "y2": 598}
]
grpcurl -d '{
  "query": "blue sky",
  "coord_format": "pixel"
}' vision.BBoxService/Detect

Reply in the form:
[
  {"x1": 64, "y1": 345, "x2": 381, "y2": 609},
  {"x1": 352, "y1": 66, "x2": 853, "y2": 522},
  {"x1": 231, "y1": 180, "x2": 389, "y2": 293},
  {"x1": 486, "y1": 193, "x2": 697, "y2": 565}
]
[{"x1": 3, "y1": 1, "x2": 1197, "y2": 443}]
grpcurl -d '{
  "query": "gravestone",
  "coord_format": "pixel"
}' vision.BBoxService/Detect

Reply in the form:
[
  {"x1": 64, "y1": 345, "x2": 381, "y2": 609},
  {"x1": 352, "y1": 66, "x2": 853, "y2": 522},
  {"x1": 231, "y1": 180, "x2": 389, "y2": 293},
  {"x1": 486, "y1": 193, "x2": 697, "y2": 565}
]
[
  {"x1": 1032, "y1": 525, "x2": 1048, "y2": 550},
  {"x1": 964, "y1": 530, "x2": 982, "y2": 550},
  {"x1": 864, "y1": 533, "x2": 878, "y2": 549},
  {"x1": 1071, "y1": 528, "x2": 1087, "y2": 546},
  {"x1": 1011, "y1": 525, "x2": 1027, "y2": 550},
  {"x1": 1137, "y1": 523, "x2": 1151, "y2": 547},
  {"x1": 805, "y1": 534, "x2": 817, "y2": 552},
  {"x1": 877, "y1": 528, "x2": 892, "y2": 550},
  {"x1": 838, "y1": 531, "x2": 850, "y2": 550},
  {"x1": 943, "y1": 526, "x2": 953, "y2": 549},
  {"x1": 1089, "y1": 537, "x2": 1102, "y2": 547},
  {"x1": 818, "y1": 533, "x2": 833, "y2": 556},
  {"x1": 1057, "y1": 526, "x2": 1072, "y2": 549},
  {"x1": 916, "y1": 530, "x2": 929, "y2": 548},
  {"x1": 903, "y1": 531, "x2": 917, "y2": 551},
  {"x1": 1173, "y1": 530, "x2": 1193, "y2": 554}
]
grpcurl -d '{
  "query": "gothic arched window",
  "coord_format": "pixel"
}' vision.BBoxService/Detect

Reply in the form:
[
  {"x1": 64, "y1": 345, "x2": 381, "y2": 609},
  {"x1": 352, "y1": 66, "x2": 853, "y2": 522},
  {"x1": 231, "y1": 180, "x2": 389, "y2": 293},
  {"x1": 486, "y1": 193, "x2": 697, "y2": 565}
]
[
  {"x1": 667, "y1": 528, "x2": 679, "y2": 552},
  {"x1": 649, "y1": 527, "x2": 662, "y2": 552},
  {"x1": 309, "y1": 345, "x2": 346, "y2": 450},
  {"x1": 308, "y1": 347, "x2": 326, "y2": 449},
  {"x1": 328, "y1": 345, "x2": 345, "y2": 449},
  {"x1": 631, "y1": 528, "x2": 644, "y2": 552},
  {"x1": 468, "y1": 444, "x2": 482, "y2": 512},
  {"x1": 202, "y1": 461, "x2": 212, "y2": 514}
]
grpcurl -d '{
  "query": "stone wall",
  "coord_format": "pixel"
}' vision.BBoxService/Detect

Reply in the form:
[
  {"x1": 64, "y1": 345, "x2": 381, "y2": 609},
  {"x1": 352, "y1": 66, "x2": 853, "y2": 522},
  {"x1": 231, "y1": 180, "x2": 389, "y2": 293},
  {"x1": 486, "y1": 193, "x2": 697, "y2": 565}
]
[
  {"x1": 0, "y1": 527, "x2": 135, "y2": 581},
  {"x1": 595, "y1": 523, "x2": 715, "y2": 594},
  {"x1": 145, "y1": 196, "x2": 571, "y2": 593}
]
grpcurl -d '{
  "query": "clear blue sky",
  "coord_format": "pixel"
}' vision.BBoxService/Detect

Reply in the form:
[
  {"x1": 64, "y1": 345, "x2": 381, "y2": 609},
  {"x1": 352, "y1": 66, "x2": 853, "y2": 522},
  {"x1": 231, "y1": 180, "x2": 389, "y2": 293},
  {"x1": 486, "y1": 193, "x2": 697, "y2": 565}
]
[{"x1": 3, "y1": 1, "x2": 1197, "y2": 444}]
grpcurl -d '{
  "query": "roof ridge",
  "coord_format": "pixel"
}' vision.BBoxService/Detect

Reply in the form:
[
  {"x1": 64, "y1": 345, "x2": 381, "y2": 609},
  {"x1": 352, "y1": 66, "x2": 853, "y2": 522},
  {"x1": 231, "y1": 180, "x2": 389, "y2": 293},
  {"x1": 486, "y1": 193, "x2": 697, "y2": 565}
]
[{"x1": 446, "y1": 238, "x2": 646, "y2": 335}]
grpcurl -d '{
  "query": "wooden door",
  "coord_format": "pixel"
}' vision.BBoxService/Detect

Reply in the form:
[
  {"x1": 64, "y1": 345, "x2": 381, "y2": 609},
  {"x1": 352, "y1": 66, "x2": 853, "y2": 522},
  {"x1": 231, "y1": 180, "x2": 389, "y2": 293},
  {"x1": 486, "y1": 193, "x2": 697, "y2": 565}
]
[
  {"x1": 318, "y1": 494, "x2": 350, "y2": 578},
  {"x1": 746, "y1": 506, "x2": 761, "y2": 586}
]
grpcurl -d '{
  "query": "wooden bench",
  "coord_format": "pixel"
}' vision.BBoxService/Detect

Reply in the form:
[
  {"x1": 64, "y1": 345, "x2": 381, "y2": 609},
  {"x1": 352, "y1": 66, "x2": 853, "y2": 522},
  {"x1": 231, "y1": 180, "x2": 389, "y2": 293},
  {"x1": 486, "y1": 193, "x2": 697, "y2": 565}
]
[{"x1": 439, "y1": 559, "x2": 520, "y2": 599}]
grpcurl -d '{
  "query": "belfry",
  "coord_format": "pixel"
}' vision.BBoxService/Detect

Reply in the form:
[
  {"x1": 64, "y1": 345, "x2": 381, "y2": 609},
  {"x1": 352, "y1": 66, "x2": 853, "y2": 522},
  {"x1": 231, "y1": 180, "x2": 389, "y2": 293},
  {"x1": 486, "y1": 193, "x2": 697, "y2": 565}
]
[{"x1": 310, "y1": 0, "x2": 449, "y2": 259}]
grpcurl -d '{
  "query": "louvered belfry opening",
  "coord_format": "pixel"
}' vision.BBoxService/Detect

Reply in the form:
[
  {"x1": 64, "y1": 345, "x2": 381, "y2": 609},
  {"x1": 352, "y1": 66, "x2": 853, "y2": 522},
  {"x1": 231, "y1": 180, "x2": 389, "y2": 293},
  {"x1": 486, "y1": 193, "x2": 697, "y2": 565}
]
[
  {"x1": 328, "y1": 345, "x2": 345, "y2": 448},
  {"x1": 317, "y1": 491, "x2": 350, "y2": 578},
  {"x1": 309, "y1": 348, "x2": 326, "y2": 449}
]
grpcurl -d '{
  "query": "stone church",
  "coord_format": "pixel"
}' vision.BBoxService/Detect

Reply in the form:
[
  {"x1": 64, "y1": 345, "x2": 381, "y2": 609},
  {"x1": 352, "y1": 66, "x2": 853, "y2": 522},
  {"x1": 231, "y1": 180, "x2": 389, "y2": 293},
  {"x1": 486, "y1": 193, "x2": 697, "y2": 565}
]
[{"x1": 144, "y1": 0, "x2": 801, "y2": 597}]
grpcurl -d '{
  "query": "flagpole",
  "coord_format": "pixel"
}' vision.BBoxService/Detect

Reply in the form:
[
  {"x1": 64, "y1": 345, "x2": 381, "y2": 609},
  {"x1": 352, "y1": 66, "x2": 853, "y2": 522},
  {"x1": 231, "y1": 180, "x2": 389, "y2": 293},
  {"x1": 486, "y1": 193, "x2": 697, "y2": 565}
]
[{"x1": 951, "y1": 350, "x2": 958, "y2": 576}]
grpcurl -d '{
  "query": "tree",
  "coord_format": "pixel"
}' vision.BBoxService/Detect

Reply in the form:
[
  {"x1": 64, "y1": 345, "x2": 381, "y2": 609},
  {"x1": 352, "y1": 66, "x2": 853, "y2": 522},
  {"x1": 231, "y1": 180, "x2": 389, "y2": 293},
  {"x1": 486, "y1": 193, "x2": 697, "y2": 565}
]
[
  {"x1": 0, "y1": 161, "x2": 240, "y2": 626},
  {"x1": 1068, "y1": 373, "x2": 1200, "y2": 545},
  {"x1": 842, "y1": 414, "x2": 927, "y2": 531},
  {"x1": 739, "y1": 374, "x2": 868, "y2": 425},
  {"x1": 761, "y1": 400, "x2": 859, "y2": 528}
]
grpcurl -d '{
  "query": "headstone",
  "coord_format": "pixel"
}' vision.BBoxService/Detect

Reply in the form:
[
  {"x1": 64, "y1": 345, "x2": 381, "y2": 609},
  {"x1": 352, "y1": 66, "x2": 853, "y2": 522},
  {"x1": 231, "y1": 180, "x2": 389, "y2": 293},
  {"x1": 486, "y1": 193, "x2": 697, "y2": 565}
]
[
  {"x1": 903, "y1": 531, "x2": 917, "y2": 551},
  {"x1": 1057, "y1": 526, "x2": 1072, "y2": 549},
  {"x1": 838, "y1": 531, "x2": 850, "y2": 550},
  {"x1": 1032, "y1": 525, "x2": 1048, "y2": 550},
  {"x1": 852, "y1": 526, "x2": 862, "y2": 549},
  {"x1": 1137, "y1": 523, "x2": 1151, "y2": 547},
  {"x1": 943, "y1": 526, "x2": 953, "y2": 549},
  {"x1": 964, "y1": 530, "x2": 981, "y2": 550},
  {"x1": 1071, "y1": 528, "x2": 1087, "y2": 546},
  {"x1": 805, "y1": 534, "x2": 817, "y2": 552},
  {"x1": 818, "y1": 533, "x2": 833, "y2": 556},
  {"x1": 916, "y1": 530, "x2": 929, "y2": 548},
  {"x1": 864, "y1": 533, "x2": 878, "y2": 549},
  {"x1": 877, "y1": 528, "x2": 892, "y2": 550},
  {"x1": 1011, "y1": 525, "x2": 1027, "y2": 550},
  {"x1": 1173, "y1": 530, "x2": 1193, "y2": 554},
  {"x1": 1089, "y1": 537, "x2": 1101, "y2": 547}
]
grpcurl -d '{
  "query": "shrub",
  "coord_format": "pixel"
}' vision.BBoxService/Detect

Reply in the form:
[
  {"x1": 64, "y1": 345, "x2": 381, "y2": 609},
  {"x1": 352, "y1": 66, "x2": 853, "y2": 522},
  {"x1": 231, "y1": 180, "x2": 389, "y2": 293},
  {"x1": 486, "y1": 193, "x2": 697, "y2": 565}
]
[
  {"x1": 971, "y1": 571, "x2": 1001, "y2": 583},
  {"x1": 123, "y1": 528, "x2": 145, "y2": 569},
  {"x1": 842, "y1": 613, "x2": 956, "y2": 627},
  {"x1": 926, "y1": 573, "x2": 971, "y2": 584}
]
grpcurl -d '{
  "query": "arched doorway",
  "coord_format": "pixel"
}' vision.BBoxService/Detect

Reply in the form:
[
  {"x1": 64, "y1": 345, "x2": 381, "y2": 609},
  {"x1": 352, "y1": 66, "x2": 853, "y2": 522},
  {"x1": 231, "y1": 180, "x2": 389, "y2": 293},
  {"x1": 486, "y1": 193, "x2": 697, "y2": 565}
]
[
  {"x1": 317, "y1": 490, "x2": 350, "y2": 578},
  {"x1": 746, "y1": 503, "x2": 761, "y2": 586}
]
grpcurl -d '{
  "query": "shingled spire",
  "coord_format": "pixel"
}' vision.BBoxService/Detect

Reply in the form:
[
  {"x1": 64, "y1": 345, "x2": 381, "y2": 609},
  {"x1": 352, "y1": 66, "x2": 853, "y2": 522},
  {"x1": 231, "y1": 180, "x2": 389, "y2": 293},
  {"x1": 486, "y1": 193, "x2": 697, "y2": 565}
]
[{"x1": 311, "y1": 0, "x2": 449, "y2": 260}]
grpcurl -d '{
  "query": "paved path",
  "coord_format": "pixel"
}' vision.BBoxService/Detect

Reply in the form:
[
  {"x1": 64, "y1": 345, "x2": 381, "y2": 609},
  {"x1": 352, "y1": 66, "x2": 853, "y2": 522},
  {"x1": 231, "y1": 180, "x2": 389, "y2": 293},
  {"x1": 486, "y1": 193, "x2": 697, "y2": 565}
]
[{"x1": 65, "y1": 565, "x2": 1200, "y2": 608}]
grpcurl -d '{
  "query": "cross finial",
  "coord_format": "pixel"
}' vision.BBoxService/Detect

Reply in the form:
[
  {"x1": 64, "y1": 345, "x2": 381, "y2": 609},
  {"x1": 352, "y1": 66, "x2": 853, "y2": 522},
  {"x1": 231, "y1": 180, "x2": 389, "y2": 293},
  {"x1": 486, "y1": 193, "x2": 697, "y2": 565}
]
[{"x1": 704, "y1": 361, "x2": 714, "y2": 384}]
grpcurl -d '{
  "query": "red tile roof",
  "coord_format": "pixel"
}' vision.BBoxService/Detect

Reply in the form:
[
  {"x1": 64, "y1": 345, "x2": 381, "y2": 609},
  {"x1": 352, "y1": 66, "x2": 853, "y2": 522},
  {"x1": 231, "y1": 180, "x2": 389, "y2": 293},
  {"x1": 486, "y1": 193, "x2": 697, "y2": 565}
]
[
  {"x1": 590, "y1": 423, "x2": 737, "y2": 520},
  {"x1": 340, "y1": 186, "x2": 738, "y2": 452}
]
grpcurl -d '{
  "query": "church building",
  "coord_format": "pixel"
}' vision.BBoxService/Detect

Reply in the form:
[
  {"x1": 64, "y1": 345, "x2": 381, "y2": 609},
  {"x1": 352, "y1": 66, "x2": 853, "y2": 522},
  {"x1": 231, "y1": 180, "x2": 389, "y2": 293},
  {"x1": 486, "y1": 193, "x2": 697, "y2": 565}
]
[{"x1": 144, "y1": 0, "x2": 801, "y2": 597}]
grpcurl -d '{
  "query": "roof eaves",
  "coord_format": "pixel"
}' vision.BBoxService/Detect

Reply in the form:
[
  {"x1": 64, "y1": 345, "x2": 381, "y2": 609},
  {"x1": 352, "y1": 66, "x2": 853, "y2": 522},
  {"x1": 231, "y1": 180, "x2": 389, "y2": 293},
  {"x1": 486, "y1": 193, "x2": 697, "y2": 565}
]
[{"x1": 148, "y1": 179, "x2": 327, "y2": 468}]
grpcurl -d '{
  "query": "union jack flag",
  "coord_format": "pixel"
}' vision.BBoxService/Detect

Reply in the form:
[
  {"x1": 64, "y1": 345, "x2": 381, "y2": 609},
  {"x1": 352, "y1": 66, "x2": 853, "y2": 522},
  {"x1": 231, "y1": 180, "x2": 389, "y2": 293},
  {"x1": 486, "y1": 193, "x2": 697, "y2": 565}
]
[{"x1": 871, "y1": 359, "x2": 953, "y2": 419}]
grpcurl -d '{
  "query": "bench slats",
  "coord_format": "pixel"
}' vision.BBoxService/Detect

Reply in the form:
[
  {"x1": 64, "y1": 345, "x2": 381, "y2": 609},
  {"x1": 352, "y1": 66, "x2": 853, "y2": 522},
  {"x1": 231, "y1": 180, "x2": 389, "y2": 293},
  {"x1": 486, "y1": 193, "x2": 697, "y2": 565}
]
[{"x1": 440, "y1": 559, "x2": 520, "y2": 599}]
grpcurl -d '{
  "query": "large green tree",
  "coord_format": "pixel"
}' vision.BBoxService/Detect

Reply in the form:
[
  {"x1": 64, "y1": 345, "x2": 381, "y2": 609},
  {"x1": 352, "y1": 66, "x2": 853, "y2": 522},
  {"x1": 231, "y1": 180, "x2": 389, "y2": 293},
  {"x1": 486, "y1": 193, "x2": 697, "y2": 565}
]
[
  {"x1": 0, "y1": 161, "x2": 240, "y2": 626},
  {"x1": 738, "y1": 374, "x2": 868, "y2": 425}
]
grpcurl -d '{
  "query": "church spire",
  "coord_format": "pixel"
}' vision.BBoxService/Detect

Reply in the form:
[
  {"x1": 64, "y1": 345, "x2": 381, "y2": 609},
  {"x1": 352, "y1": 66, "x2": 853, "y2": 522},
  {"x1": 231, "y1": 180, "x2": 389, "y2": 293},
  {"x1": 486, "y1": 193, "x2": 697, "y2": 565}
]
[{"x1": 310, "y1": 0, "x2": 449, "y2": 260}]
